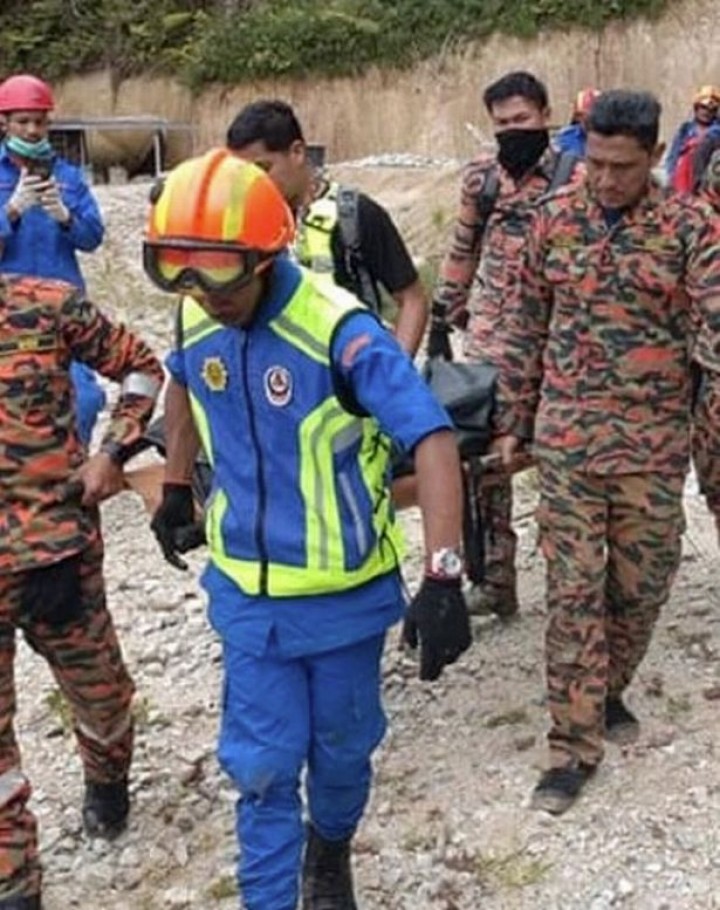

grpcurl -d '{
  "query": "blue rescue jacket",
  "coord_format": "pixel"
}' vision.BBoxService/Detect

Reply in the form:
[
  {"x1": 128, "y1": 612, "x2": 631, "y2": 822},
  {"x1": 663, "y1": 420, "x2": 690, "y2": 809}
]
[
  {"x1": 0, "y1": 144, "x2": 106, "y2": 441},
  {"x1": 178, "y1": 265, "x2": 405, "y2": 598},
  {"x1": 0, "y1": 144, "x2": 104, "y2": 288}
]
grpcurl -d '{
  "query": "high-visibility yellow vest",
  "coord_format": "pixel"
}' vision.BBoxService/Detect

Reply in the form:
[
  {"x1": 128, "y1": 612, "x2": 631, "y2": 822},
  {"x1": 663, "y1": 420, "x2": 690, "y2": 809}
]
[{"x1": 178, "y1": 267, "x2": 404, "y2": 597}]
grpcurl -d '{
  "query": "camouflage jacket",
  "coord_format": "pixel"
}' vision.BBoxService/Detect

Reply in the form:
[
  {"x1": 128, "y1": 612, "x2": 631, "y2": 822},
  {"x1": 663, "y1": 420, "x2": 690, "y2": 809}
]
[
  {"x1": 497, "y1": 180, "x2": 720, "y2": 475},
  {"x1": 697, "y1": 148, "x2": 720, "y2": 374},
  {"x1": 0, "y1": 274, "x2": 163, "y2": 573},
  {"x1": 432, "y1": 147, "x2": 582, "y2": 361}
]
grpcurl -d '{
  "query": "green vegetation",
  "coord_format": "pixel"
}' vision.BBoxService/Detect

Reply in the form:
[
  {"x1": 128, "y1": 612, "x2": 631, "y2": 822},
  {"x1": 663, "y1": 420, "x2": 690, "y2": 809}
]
[{"x1": 0, "y1": 0, "x2": 670, "y2": 89}]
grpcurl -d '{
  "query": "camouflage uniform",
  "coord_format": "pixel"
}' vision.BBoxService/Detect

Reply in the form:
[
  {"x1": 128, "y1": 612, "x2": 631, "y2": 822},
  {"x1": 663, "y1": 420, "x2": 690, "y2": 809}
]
[
  {"x1": 692, "y1": 369, "x2": 720, "y2": 540},
  {"x1": 0, "y1": 275, "x2": 163, "y2": 899},
  {"x1": 433, "y1": 149, "x2": 581, "y2": 615},
  {"x1": 694, "y1": 150, "x2": 720, "y2": 540},
  {"x1": 497, "y1": 181, "x2": 720, "y2": 769}
]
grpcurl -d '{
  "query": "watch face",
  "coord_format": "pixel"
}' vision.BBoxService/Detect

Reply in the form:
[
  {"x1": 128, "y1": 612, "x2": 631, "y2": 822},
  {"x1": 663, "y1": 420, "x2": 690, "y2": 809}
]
[{"x1": 431, "y1": 548, "x2": 463, "y2": 578}]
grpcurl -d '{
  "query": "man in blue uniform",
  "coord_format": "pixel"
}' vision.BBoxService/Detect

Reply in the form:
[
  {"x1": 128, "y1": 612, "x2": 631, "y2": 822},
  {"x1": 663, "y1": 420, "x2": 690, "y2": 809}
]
[
  {"x1": 144, "y1": 150, "x2": 471, "y2": 910},
  {"x1": 0, "y1": 72, "x2": 106, "y2": 444}
]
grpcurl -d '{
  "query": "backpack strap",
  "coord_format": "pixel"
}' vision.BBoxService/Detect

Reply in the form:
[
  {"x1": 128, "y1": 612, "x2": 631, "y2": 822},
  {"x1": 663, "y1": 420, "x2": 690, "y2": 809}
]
[
  {"x1": 548, "y1": 151, "x2": 579, "y2": 193},
  {"x1": 537, "y1": 151, "x2": 579, "y2": 204},
  {"x1": 474, "y1": 164, "x2": 501, "y2": 245},
  {"x1": 336, "y1": 186, "x2": 382, "y2": 313}
]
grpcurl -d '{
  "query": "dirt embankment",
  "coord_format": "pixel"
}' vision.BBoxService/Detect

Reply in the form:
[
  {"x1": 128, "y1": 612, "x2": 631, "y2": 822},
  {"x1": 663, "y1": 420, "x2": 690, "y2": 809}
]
[{"x1": 54, "y1": 0, "x2": 719, "y2": 166}]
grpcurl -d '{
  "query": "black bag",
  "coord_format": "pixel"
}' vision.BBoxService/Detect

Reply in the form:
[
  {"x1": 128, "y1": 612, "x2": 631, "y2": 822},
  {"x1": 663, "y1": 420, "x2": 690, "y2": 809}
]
[
  {"x1": 389, "y1": 359, "x2": 497, "y2": 478},
  {"x1": 424, "y1": 358, "x2": 497, "y2": 458}
]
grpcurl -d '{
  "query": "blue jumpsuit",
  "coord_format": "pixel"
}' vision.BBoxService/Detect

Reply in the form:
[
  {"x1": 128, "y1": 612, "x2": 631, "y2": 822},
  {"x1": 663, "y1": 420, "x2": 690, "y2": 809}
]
[
  {"x1": 0, "y1": 144, "x2": 106, "y2": 443},
  {"x1": 167, "y1": 258, "x2": 451, "y2": 909}
]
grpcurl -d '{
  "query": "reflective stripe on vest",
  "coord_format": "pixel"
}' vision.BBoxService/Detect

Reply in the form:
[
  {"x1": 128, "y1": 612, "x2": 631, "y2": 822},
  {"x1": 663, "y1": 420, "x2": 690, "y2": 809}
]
[
  {"x1": 180, "y1": 296, "x2": 222, "y2": 467},
  {"x1": 179, "y1": 278, "x2": 403, "y2": 597},
  {"x1": 296, "y1": 183, "x2": 338, "y2": 275}
]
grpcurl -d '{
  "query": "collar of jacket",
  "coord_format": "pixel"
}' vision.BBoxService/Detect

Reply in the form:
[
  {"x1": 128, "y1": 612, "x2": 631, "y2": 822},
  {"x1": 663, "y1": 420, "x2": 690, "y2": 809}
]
[
  {"x1": 232, "y1": 254, "x2": 304, "y2": 333},
  {"x1": 580, "y1": 175, "x2": 674, "y2": 224}
]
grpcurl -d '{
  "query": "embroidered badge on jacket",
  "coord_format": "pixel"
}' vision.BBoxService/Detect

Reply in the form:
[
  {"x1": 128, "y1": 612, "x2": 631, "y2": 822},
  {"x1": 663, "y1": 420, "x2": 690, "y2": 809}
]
[
  {"x1": 201, "y1": 356, "x2": 229, "y2": 392},
  {"x1": 264, "y1": 365, "x2": 293, "y2": 407}
]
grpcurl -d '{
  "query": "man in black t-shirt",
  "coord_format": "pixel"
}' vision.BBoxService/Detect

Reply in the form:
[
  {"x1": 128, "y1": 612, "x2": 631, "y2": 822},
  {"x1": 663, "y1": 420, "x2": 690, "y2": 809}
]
[{"x1": 226, "y1": 99, "x2": 428, "y2": 355}]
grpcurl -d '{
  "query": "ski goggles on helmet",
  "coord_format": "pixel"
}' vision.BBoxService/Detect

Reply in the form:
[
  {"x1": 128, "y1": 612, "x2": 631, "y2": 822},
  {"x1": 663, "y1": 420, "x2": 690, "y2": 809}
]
[{"x1": 143, "y1": 240, "x2": 271, "y2": 294}]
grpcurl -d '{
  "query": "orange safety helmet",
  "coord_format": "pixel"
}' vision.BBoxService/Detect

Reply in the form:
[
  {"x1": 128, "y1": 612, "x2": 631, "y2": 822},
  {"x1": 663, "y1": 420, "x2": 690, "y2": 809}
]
[
  {"x1": 144, "y1": 149, "x2": 295, "y2": 294},
  {"x1": 0, "y1": 74, "x2": 54, "y2": 113},
  {"x1": 693, "y1": 85, "x2": 720, "y2": 107},
  {"x1": 572, "y1": 88, "x2": 600, "y2": 120}
]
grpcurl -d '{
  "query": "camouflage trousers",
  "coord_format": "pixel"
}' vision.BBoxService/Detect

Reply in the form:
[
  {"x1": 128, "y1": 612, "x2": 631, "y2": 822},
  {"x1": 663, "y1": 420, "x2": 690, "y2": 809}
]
[
  {"x1": 692, "y1": 368, "x2": 720, "y2": 541},
  {"x1": 0, "y1": 536, "x2": 134, "y2": 899},
  {"x1": 470, "y1": 476, "x2": 518, "y2": 613},
  {"x1": 536, "y1": 465, "x2": 685, "y2": 769}
]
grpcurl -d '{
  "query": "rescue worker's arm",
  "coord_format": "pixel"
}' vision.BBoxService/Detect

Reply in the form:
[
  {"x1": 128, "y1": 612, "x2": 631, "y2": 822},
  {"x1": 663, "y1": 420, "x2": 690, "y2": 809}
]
[
  {"x1": 149, "y1": 343, "x2": 204, "y2": 570},
  {"x1": 332, "y1": 313, "x2": 471, "y2": 680},
  {"x1": 59, "y1": 290, "x2": 163, "y2": 504},
  {"x1": 685, "y1": 201, "x2": 720, "y2": 373},
  {"x1": 390, "y1": 278, "x2": 428, "y2": 358},
  {"x1": 355, "y1": 195, "x2": 428, "y2": 356},
  {"x1": 492, "y1": 208, "x2": 553, "y2": 465},
  {"x1": 331, "y1": 312, "x2": 461, "y2": 550},
  {"x1": 414, "y1": 429, "x2": 464, "y2": 557},
  {"x1": 163, "y1": 378, "x2": 201, "y2": 484},
  {"x1": 51, "y1": 165, "x2": 105, "y2": 252},
  {"x1": 428, "y1": 160, "x2": 488, "y2": 358}
]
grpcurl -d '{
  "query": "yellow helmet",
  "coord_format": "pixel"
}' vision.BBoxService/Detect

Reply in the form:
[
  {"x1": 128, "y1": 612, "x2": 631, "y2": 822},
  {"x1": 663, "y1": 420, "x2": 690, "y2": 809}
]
[
  {"x1": 144, "y1": 149, "x2": 294, "y2": 294},
  {"x1": 693, "y1": 85, "x2": 720, "y2": 108}
]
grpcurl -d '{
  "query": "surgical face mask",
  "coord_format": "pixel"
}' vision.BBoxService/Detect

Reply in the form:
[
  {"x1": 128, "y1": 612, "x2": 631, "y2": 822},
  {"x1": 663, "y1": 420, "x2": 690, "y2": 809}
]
[
  {"x1": 5, "y1": 134, "x2": 54, "y2": 160},
  {"x1": 496, "y1": 128, "x2": 550, "y2": 180}
]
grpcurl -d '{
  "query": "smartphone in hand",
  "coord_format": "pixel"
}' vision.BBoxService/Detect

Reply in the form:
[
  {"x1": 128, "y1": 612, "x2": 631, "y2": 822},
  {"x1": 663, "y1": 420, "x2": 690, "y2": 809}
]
[{"x1": 27, "y1": 157, "x2": 53, "y2": 181}]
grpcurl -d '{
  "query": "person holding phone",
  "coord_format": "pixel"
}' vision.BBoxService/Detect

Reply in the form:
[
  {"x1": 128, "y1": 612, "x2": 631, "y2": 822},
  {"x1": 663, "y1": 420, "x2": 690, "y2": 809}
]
[{"x1": 0, "y1": 73, "x2": 106, "y2": 446}]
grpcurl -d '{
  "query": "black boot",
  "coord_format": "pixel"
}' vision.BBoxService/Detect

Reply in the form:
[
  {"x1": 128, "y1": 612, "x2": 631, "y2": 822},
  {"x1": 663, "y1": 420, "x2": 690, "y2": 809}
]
[
  {"x1": 82, "y1": 778, "x2": 129, "y2": 839},
  {"x1": 0, "y1": 895, "x2": 42, "y2": 909},
  {"x1": 301, "y1": 826, "x2": 358, "y2": 910}
]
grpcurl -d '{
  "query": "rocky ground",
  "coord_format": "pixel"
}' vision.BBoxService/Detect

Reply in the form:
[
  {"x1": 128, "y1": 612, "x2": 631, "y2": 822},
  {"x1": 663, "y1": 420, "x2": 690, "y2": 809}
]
[{"x1": 14, "y1": 174, "x2": 720, "y2": 909}]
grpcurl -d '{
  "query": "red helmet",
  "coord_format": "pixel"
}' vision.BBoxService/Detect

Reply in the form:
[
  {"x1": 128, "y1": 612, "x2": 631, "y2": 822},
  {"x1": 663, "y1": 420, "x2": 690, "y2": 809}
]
[
  {"x1": 573, "y1": 88, "x2": 600, "y2": 120},
  {"x1": 0, "y1": 74, "x2": 54, "y2": 113}
]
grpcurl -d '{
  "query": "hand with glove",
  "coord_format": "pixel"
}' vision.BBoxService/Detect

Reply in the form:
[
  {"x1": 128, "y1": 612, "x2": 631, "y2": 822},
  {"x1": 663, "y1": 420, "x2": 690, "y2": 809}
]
[
  {"x1": 150, "y1": 482, "x2": 206, "y2": 571},
  {"x1": 426, "y1": 302, "x2": 454, "y2": 362},
  {"x1": 402, "y1": 576, "x2": 472, "y2": 681},
  {"x1": 6, "y1": 169, "x2": 44, "y2": 221},
  {"x1": 38, "y1": 177, "x2": 71, "y2": 224}
]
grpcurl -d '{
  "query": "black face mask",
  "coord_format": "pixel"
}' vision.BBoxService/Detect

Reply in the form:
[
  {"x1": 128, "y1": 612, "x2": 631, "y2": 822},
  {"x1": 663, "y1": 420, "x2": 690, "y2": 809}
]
[{"x1": 496, "y1": 128, "x2": 550, "y2": 180}]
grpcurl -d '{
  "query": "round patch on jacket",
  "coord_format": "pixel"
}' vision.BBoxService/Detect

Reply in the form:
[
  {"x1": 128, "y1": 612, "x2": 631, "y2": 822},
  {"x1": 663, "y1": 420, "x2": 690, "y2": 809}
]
[
  {"x1": 264, "y1": 365, "x2": 293, "y2": 407},
  {"x1": 201, "y1": 356, "x2": 228, "y2": 392}
]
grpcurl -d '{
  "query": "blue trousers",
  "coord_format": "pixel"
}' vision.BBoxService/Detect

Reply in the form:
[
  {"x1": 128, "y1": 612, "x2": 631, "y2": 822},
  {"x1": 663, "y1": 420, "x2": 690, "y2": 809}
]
[{"x1": 218, "y1": 633, "x2": 387, "y2": 910}]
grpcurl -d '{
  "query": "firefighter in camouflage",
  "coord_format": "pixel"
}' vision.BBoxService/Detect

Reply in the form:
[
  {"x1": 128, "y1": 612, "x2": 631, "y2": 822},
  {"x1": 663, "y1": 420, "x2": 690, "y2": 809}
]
[
  {"x1": 494, "y1": 90, "x2": 720, "y2": 816},
  {"x1": 0, "y1": 274, "x2": 163, "y2": 908},
  {"x1": 429, "y1": 71, "x2": 582, "y2": 618}
]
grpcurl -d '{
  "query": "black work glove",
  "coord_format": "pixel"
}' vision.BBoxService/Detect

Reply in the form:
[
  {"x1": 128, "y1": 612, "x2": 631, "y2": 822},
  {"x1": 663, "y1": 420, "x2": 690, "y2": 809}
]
[
  {"x1": 402, "y1": 577, "x2": 472, "y2": 681},
  {"x1": 426, "y1": 302, "x2": 454, "y2": 362},
  {"x1": 21, "y1": 553, "x2": 83, "y2": 627},
  {"x1": 151, "y1": 483, "x2": 206, "y2": 571}
]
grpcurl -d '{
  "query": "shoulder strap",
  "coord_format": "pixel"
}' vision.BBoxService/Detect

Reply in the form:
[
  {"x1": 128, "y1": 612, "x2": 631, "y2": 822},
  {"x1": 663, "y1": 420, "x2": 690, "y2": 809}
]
[
  {"x1": 548, "y1": 151, "x2": 579, "y2": 193},
  {"x1": 336, "y1": 186, "x2": 361, "y2": 252},
  {"x1": 335, "y1": 186, "x2": 382, "y2": 313},
  {"x1": 474, "y1": 165, "x2": 500, "y2": 244},
  {"x1": 536, "y1": 151, "x2": 579, "y2": 205}
]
